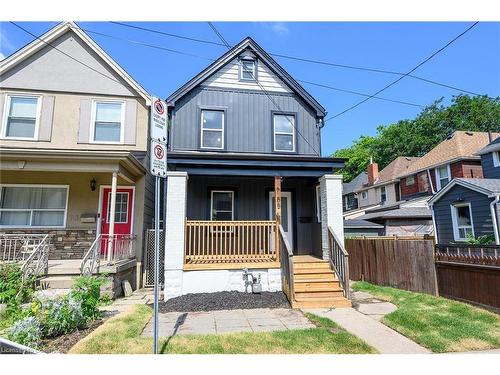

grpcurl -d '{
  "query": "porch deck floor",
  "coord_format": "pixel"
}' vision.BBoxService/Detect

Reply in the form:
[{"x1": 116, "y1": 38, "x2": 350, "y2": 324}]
[{"x1": 184, "y1": 257, "x2": 280, "y2": 270}]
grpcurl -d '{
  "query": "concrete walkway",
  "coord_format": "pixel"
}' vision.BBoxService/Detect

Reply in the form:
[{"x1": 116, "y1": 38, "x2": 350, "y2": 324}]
[
  {"x1": 100, "y1": 288, "x2": 155, "y2": 315},
  {"x1": 141, "y1": 308, "x2": 314, "y2": 337}
]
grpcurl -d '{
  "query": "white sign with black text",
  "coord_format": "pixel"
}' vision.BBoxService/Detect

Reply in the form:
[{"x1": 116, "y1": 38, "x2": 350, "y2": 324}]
[
  {"x1": 150, "y1": 139, "x2": 167, "y2": 177},
  {"x1": 150, "y1": 96, "x2": 167, "y2": 142}
]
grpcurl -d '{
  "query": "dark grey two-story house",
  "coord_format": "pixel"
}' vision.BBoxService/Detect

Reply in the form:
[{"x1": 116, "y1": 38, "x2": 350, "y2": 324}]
[{"x1": 161, "y1": 37, "x2": 350, "y2": 308}]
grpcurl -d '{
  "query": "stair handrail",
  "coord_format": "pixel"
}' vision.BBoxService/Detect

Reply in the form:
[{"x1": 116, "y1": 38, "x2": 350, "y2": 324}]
[
  {"x1": 80, "y1": 235, "x2": 102, "y2": 276},
  {"x1": 327, "y1": 226, "x2": 350, "y2": 299},
  {"x1": 20, "y1": 234, "x2": 50, "y2": 281},
  {"x1": 278, "y1": 225, "x2": 295, "y2": 304}
]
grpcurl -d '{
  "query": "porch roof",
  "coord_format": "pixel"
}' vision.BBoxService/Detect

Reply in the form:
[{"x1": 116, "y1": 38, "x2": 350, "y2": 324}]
[{"x1": 167, "y1": 151, "x2": 345, "y2": 177}]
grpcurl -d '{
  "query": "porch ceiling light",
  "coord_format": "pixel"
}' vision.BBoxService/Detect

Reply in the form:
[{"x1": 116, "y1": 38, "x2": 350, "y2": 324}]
[{"x1": 90, "y1": 178, "x2": 97, "y2": 191}]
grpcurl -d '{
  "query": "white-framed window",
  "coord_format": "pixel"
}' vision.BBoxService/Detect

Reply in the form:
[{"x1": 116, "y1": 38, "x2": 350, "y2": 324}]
[
  {"x1": 436, "y1": 164, "x2": 451, "y2": 190},
  {"x1": 201, "y1": 109, "x2": 224, "y2": 149},
  {"x1": 493, "y1": 151, "x2": 500, "y2": 167},
  {"x1": 240, "y1": 59, "x2": 256, "y2": 81},
  {"x1": 273, "y1": 113, "x2": 295, "y2": 152},
  {"x1": 0, "y1": 185, "x2": 69, "y2": 228},
  {"x1": 451, "y1": 202, "x2": 474, "y2": 241},
  {"x1": 361, "y1": 191, "x2": 368, "y2": 200},
  {"x1": 379, "y1": 186, "x2": 387, "y2": 202},
  {"x1": 406, "y1": 176, "x2": 415, "y2": 186},
  {"x1": 107, "y1": 192, "x2": 129, "y2": 223},
  {"x1": 210, "y1": 190, "x2": 234, "y2": 221},
  {"x1": 315, "y1": 185, "x2": 322, "y2": 222},
  {"x1": 1, "y1": 94, "x2": 41, "y2": 140},
  {"x1": 90, "y1": 100, "x2": 125, "y2": 143}
]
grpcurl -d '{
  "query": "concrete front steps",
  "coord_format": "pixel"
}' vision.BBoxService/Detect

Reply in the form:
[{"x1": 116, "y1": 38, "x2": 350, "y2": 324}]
[
  {"x1": 39, "y1": 260, "x2": 82, "y2": 290},
  {"x1": 291, "y1": 256, "x2": 351, "y2": 308}
]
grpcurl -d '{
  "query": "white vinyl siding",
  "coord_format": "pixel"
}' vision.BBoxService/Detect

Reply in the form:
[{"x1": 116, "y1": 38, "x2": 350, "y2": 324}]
[
  {"x1": 90, "y1": 100, "x2": 125, "y2": 143},
  {"x1": 200, "y1": 110, "x2": 224, "y2": 149},
  {"x1": 273, "y1": 114, "x2": 295, "y2": 152},
  {"x1": 0, "y1": 185, "x2": 69, "y2": 228},
  {"x1": 1, "y1": 94, "x2": 41, "y2": 140},
  {"x1": 451, "y1": 202, "x2": 474, "y2": 241},
  {"x1": 436, "y1": 165, "x2": 451, "y2": 191},
  {"x1": 201, "y1": 57, "x2": 292, "y2": 93}
]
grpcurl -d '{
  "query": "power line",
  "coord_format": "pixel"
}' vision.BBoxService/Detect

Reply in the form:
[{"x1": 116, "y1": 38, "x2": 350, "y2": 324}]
[
  {"x1": 207, "y1": 21, "x2": 321, "y2": 156},
  {"x1": 324, "y1": 22, "x2": 480, "y2": 123},
  {"x1": 109, "y1": 21, "x2": 481, "y2": 96}
]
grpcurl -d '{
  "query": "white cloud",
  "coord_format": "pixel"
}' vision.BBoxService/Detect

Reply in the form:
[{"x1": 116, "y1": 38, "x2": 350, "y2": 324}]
[{"x1": 271, "y1": 22, "x2": 289, "y2": 36}]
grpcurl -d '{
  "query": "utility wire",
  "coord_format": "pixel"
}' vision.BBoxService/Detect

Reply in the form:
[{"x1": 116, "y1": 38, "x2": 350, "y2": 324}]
[
  {"x1": 109, "y1": 21, "x2": 481, "y2": 96},
  {"x1": 324, "y1": 22, "x2": 480, "y2": 123},
  {"x1": 207, "y1": 21, "x2": 321, "y2": 156}
]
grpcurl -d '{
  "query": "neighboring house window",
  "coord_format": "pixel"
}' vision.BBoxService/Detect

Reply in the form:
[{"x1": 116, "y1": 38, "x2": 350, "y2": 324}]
[
  {"x1": 493, "y1": 151, "x2": 500, "y2": 167},
  {"x1": 92, "y1": 101, "x2": 124, "y2": 143},
  {"x1": 436, "y1": 165, "x2": 451, "y2": 190},
  {"x1": 380, "y1": 186, "x2": 387, "y2": 202},
  {"x1": 273, "y1": 113, "x2": 295, "y2": 152},
  {"x1": 451, "y1": 203, "x2": 474, "y2": 241},
  {"x1": 315, "y1": 185, "x2": 321, "y2": 222},
  {"x1": 0, "y1": 185, "x2": 68, "y2": 228},
  {"x1": 2, "y1": 95, "x2": 41, "y2": 139},
  {"x1": 211, "y1": 190, "x2": 234, "y2": 220},
  {"x1": 201, "y1": 110, "x2": 224, "y2": 149},
  {"x1": 406, "y1": 176, "x2": 415, "y2": 185},
  {"x1": 361, "y1": 191, "x2": 367, "y2": 200},
  {"x1": 240, "y1": 59, "x2": 256, "y2": 81}
]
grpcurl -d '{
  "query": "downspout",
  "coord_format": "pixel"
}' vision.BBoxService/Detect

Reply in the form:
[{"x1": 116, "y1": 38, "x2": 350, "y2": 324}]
[
  {"x1": 427, "y1": 169, "x2": 436, "y2": 194},
  {"x1": 430, "y1": 203, "x2": 439, "y2": 244},
  {"x1": 489, "y1": 195, "x2": 500, "y2": 245}
]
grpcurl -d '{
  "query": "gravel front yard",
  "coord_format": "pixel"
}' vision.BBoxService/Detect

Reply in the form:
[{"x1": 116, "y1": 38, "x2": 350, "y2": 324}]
[{"x1": 156, "y1": 291, "x2": 290, "y2": 312}]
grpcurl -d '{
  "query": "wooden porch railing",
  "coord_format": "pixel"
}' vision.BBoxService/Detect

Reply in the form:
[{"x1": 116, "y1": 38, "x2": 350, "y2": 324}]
[
  {"x1": 184, "y1": 220, "x2": 278, "y2": 263},
  {"x1": 279, "y1": 225, "x2": 294, "y2": 303},
  {"x1": 328, "y1": 226, "x2": 350, "y2": 299}
]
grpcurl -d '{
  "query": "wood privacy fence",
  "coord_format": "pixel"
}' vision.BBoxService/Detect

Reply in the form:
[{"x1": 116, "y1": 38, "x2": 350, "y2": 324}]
[{"x1": 345, "y1": 237, "x2": 438, "y2": 295}]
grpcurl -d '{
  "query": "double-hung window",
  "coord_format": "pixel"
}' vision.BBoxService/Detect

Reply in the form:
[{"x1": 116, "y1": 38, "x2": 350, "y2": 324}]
[
  {"x1": 201, "y1": 110, "x2": 224, "y2": 149},
  {"x1": 379, "y1": 186, "x2": 387, "y2": 202},
  {"x1": 493, "y1": 151, "x2": 500, "y2": 167},
  {"x1": 2, "y1": 95, "x2": 41, "y2": 139},
  {"x1": 92, "y1": 101, "x2": 124, "y2": 143},
  {"x1": 240, "y1": 59, "x2": 256, "y2": 81},
  {"x1": 0, "y1": 185, "x2": 68, "y2": 228},
  {"x1": 273, "y1": 113, "x2": 295, "y2": 152},
  {"x1": 210, "y1": 191, "x2": 234, "y2": 221},
  {"x1": 436, "y1": 165, "x2": 451, "y2": 190},
  {"x1": 451, "y1": 203, "x2": 474, "y2": 241}
]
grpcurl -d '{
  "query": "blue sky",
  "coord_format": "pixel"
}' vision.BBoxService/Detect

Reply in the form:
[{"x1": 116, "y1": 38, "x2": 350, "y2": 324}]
[{"x1": 1, "y1": 21, "x2": 499, "y2": 156}]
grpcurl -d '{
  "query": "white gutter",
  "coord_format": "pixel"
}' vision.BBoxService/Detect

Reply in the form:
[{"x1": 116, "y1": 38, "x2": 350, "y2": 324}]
[
  {"x1": 427, "y1": 169, "x2": 436, "y2": 194},
  {"x1": 429, "y1": 203, "x2": 439, "y2": 244},
  {"x1": 489, "y1": 195, "x2": 500, "y2": 245}
]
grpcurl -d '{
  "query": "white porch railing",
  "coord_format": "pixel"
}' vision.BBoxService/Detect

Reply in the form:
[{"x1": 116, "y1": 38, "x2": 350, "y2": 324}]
[
  {"x1": 0, "y1": 234, "x2": 50, "y2": 280},
  {"x1": 80, "y1": 234, "x2": 136, "y2": 276}
]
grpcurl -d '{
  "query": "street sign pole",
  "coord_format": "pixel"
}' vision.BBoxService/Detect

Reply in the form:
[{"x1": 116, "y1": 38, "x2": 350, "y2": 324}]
[{"x1": 149, "y1": 96, "x2": 168, "y2": 355}]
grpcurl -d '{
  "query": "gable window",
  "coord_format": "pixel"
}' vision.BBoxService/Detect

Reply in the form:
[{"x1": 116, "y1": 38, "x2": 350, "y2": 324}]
[
  {"x1": 201, "y1": 110, "x2": 224, "y2": 149},
  {"x1": 240, "y1": 59, "x2": 256, "y2": 81},
  {"x1": 315, "y1": 185, "x2": 322, "y2": 222},
  {"x1": 436, "y1": 165, "x2": 451, "y2": 190},
  {"x1": 273, "y1": 113, "x2": 295, "y2": 152},
  {"x1": 210, "y1": 190, "x2": 234, "y2": 221},
  {"x1": 451, "y1": 203, "x2": 474, "y2": 241},
  {"x1": 379, "y1": 186, "x2": 387, "y2": 202},
  {"x1": 493, "y1": 151, "x2": 500, "y2": 167},
  {"x1": 406, "y1": 176, "x2": 415, "y2": 186},
  {"x1": 0, "y1": 185, "x2": 68, "y2": 228},
  {"x1": 2, "y1": 95, "x2": 41, "y2": 139},
  {"x1": 92, "y1": 101, "x2": 124, "y2": 143}
]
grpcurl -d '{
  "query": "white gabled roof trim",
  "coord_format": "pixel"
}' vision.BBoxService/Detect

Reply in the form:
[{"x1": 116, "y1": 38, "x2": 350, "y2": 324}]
[
  {"x1": 428, "y1": 178, "x2": 499, "y2": 206},
  {"x1": 0, "y1": 22, "x2": 151, "y2": 105}
]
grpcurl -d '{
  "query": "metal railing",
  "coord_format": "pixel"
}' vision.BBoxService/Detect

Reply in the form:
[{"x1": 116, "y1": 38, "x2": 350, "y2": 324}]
[
  {"x1": 328, "y1": 227, "x2": 350, "y2": 299},
  {"x1": 279, "y1": 225, "x2": 294, "y2": 304},
  {"x1": 80, "y1": 234, "x2": 136, "y2": 276},
  {"x1": 0, "y1": 234, "x2": 50, "y2": 280},
  {"x1": 185, "y1": 220, "x2": 277, "y2": 263}
]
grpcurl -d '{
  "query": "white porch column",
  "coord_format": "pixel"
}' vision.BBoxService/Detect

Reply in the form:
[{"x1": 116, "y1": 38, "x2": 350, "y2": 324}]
[
  {"x1": 319, "y1": 174, "x2": 344, "y2": 260},
  {"x1": 164, "y1": 171, "x2": 188, "y2": 300},
  {"x1": 107, "y1": 171, "x2": 118, "y2": 262}
]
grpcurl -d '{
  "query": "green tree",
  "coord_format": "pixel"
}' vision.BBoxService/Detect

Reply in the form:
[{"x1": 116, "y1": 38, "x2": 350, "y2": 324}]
[{"x1": 334, "y1": 95, "x2": 500, "y2": 182}]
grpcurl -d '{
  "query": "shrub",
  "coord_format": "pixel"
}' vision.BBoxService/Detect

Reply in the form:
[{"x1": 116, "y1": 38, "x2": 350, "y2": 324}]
[
  {"x1": 0, "y1": 263, "x2": 23, "y2": 304},
  {"x1": 37, "y1": 295, "x2": 86, "y2": 337},
  {"x1": 7, "y1": 316, "x2": 42, "y2": 348},
  {"x1": 69, "y1": 276, "x2": 106, "y2": 322},
  {"x1": 465, "y1": 233, "x2": 495, "y2": 245}
]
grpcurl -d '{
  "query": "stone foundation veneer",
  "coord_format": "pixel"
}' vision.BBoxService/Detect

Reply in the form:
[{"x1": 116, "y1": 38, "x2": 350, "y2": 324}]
[{"x1": 0, "y1": 229, "x2": 97, "y2": 260}]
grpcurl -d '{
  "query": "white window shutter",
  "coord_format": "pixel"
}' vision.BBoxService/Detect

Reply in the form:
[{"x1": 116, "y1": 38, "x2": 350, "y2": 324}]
[
  {"x1": 123, "y1": 99, "x2": 137, "y2": 145},
  {"x1": 38, "y1": 95, "x2": 55, "y2": 141},
  {"x1": 78, "y1": 99, "x2": 92, "y2": 143}
]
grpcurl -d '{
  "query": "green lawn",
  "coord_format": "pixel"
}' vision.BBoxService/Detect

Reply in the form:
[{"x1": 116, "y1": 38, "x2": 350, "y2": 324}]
[
  {"x1": 353, "y1": 281, "x2": 500, "y2": 353},
  {"x1": 70, "y1": 305, "x2": 376, "y2": 354}
]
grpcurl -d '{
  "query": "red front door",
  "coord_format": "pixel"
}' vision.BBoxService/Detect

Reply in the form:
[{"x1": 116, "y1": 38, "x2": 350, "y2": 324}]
[{"x1": 101, "y1": 187, "x2": 134, "y2": 236}]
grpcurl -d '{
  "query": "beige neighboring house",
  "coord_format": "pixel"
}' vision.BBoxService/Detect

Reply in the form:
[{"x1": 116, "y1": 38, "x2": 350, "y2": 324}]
[{"x1": 0, "y1": 22, "x2": 153, "y2": 295}]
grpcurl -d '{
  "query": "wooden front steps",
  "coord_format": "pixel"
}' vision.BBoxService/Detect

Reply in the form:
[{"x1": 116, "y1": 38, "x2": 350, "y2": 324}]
[{"x1": 291, "y1": 255, "x2": 351, "y2": 308}]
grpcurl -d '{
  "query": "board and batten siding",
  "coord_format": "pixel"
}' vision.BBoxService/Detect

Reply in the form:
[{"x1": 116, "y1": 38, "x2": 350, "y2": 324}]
[
  {"x1": 201, "y1": 58, "x2": 292, "y2": 93},
  {"x1": 432, "y1": 184, "x2": 495, "y2": 243},
  {"x1": 481, "y1": 153, "x2": 500, "y2": 179},
  {"x1": 171, "y1": 87, "x2": 320, "y2": 155}
]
